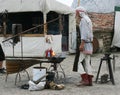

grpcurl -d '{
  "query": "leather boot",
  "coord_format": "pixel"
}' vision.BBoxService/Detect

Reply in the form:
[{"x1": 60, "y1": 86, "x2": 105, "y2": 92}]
[
  {"x1": 77, "y1": 73, "x2": 89, "y2": 86},
  {"x1": 88, "y1": 75, "x2": 94, "y2": 86}
]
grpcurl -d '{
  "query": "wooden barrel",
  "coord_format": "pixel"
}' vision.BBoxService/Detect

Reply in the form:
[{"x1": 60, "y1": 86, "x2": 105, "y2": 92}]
[{"x1": 93, "y1": 37, "x2": 99, "y2": 53}]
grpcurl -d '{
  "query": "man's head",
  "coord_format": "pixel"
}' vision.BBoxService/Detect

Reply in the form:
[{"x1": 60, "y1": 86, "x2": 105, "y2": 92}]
[
  {"x1": 75, "y1": 6, "x2": 88, "y2": 25},
  {"x1": 76, "y1": 6, "x2": 87, "y2": 18}
]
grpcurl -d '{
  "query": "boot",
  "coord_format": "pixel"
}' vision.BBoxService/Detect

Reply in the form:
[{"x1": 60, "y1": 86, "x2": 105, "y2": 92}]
[
  {"x1": 77, "y1": 73, "x2": 89, "y2": 86},
  {"x1": 88, "y1": 75, "x2": 94, "y2": 86}
]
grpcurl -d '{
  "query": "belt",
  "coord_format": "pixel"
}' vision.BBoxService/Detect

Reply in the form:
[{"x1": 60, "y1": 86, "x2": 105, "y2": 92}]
[{"x1": 85, "y1": 41, "x2": 93, "y2": 43}]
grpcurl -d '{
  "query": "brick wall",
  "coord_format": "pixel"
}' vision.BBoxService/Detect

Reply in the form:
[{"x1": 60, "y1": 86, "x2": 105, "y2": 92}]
[
  {"x1": 88, "y1": 12, "x2": 114, "y2": 31},
  {"x1": 88, "y1": 13, "x2": 115, "y2": 52}
]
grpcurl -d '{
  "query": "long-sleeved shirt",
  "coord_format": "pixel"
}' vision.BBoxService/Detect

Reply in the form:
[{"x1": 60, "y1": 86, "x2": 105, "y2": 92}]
[{"x1": 79, "y1": 15, "x2": 93, "y2": 54}]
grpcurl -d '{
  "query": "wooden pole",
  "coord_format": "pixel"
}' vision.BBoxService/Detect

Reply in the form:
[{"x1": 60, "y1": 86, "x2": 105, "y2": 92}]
[
  {"x1": 43, "y1": 13, "x2": 47, "y2": 35},
  {"x1": 59, "y1": 15, "x2": 63, "y2": 34},
  {"x1": 77, "y1": 0, "x2": 80, "y2": 7},
  {"x1": 3, "y1": 22, "x2": 6, "y2": 37},
  {"x1": 72, "y1": 0, "x2": 81, "y2": 72}
]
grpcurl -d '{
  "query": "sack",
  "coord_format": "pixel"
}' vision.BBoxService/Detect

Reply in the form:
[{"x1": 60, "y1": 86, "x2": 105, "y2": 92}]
[
  {"x1": 28, "y1": 80, "x2": 45, "y2": 91},
  {"x1": 45, "y1": 81, "x2": 65, "y2": 90},
  {"x1": 33, "y1": 67, "x2": 46, "y2": 82}
]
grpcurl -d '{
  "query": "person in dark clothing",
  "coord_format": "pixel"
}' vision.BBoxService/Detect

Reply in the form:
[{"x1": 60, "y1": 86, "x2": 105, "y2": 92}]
[
  {"x1": 0, "y1": 25, "x2": 6, "y2": 74},
  {"x1": 0, "y1": 44, "x2": 6, "y2": 74}
]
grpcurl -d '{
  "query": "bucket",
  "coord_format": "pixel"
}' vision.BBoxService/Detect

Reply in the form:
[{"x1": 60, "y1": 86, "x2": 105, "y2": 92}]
[
  {"x1": 33, "y1": 67, "x2": 46, "y2": 82},
  {"x1": 46, "y1": 71, "x2": 55, "y2": 81}
]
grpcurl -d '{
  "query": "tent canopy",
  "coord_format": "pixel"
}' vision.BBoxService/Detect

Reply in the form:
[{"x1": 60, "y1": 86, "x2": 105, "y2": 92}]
[
  {"x1": 71, "y1": 0, "x2": 120, "y2": 13},
  {"x1": 111, "y1": 6, "x2": 120, "y2": 48},
  {"x1": 0, "y1": 0, "x2": 74, "y2": 14},
  {"x1": 0, "y1": 0, "x2": 77, "y2": 54}
]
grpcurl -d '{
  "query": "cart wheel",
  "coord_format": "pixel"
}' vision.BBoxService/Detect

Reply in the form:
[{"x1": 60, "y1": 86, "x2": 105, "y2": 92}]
[
  {"x1": 54, "y1": 71, "x2": 66, "y2": 84},
  {"x1": 93, "y1": 37, "x2": 99, "y2": 53}
]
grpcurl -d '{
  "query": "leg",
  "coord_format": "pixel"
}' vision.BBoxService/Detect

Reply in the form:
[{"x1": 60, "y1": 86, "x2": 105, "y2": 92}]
[
  {"x1": 77, "y1": 53, "x2": 86, "y2": 74},
  {"x1": 0, "y1": 44, "x2": 5, "y2": 73},
  {"x1": 0, "y1": 61, "x2": 3, "y2": 69},
  {"x1": 84, "y1": 55, "x2": 93, "y2": 86},
  {"x1": 0, "y1": 61, "x2": 5, "y2": 68},
  {"x1": 84, "y1": 55, "x2": 93, "y2": 75},
  {"x1": 0, "y1": 61, "x2": 6, "y2": 74},
  {"x1": 77, "y1": 53, "x2": 89, "y2": 86}
]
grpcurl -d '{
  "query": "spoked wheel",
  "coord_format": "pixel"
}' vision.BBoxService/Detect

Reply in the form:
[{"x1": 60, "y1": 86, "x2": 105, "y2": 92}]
[{"x1": 54, "y1": 70, "x2": 66, "y2": 84}]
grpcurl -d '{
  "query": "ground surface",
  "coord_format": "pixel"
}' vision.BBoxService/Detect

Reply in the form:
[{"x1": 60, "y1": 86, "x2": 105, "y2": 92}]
[{"x1": 0, "y1": 52, "x2": 120, "y2": 95}]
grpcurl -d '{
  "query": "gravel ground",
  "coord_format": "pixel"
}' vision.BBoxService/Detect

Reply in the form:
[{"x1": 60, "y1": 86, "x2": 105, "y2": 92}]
[{"x1": 0, "y1": 52, "x2": 120, "y2": 95}]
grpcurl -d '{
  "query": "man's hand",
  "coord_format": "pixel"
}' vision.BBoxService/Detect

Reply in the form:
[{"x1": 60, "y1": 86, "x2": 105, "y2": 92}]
[{"x1": 79, "y1": 41, "x2": 85, "y2": 51}]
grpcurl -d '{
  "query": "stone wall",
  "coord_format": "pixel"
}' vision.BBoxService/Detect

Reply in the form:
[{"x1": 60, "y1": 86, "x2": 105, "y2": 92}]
[{"x1": 88, "y1": 13, "x2": 115, "y2": 52}]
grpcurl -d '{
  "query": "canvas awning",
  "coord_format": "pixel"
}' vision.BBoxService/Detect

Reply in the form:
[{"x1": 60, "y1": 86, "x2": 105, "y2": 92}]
[
  {"x1": 0, "y1": 0, "x2": 77, "y2": 54},
  {"x1": 0, "y1": 0, "x2": 74, "y2": 14},
  {"x1": 111, "y1": 6, "x2": 120, "y2": 48}
]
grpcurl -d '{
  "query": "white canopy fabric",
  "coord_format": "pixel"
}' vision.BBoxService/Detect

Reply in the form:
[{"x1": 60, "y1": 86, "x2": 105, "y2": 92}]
[
  {"x1": 0, "y1": 0, "x2": 74, "y2": 14},
  {"x1": 0, "y1": 0, "x2": 77, "y2": 56},
  {"x1": 111, "y1": 6, "x2": 120, "y2": 48},
  {"x1": 1, "y1": 35, "x2": 62, "y2": 57},
  {"x1": 71, "y1": 0, "x2": 120, "y2": 13}
]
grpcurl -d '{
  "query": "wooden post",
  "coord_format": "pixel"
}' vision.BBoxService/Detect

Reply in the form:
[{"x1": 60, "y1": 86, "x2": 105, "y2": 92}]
[
  {"x1": 43, "y1": 13, "x2": 47, "y2": 35},
  {"x1": 59, "y1": 15, "x2": 63, "y2": 34},
  {"x1": 77, "y1": 0, "x2": 80, "y2": 7},
  {"x1": 2, "y1": 10, "x2": 8, "y2": 37},
  {"x1": 72, "y1": 0, "x2": 81, "y2": 72},
  {"x1": 3, "y1": 22, "x2": 6, "y2": 37}
]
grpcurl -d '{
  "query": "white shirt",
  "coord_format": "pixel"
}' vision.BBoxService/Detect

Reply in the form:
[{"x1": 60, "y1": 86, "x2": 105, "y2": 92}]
[{"x1": 79, "y1": 15, "x2": 93, "y2": 54}]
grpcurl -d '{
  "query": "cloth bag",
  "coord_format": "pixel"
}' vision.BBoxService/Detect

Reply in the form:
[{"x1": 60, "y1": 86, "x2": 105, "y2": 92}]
[
  {"x1": 32, "y1": 67, "x2": 46, "y2": 82},
  {"x1": 28, "y1": 80, "x2": 46, "y2": 91}
]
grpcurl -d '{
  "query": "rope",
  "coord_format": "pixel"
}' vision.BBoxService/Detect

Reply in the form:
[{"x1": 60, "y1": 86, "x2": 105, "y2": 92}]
[{"x1": 2, "y1": 17, "x2": 60, "y2": 43}]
